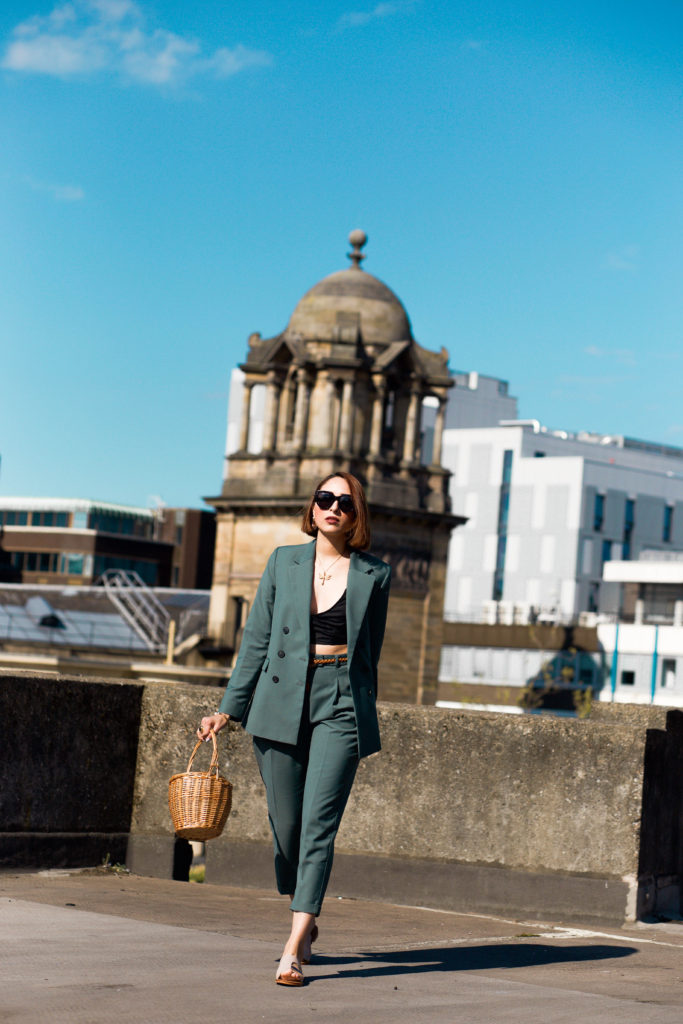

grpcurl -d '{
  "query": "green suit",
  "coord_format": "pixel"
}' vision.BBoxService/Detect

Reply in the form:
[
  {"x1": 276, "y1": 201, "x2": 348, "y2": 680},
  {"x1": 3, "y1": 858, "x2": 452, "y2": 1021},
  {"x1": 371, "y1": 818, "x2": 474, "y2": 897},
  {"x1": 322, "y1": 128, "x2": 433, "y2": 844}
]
[
  {"x1": 219, "y1": 540, "x2": 391, "y2": 759},
  {"x1": 218, "y1": 540, "x2": 391, "y2": 914}
]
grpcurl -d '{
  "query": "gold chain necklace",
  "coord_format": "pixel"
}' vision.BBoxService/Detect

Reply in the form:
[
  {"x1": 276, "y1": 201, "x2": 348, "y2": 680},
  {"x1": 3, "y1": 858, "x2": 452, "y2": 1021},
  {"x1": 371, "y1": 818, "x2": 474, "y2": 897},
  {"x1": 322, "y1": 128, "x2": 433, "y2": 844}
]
[{"x1": 316, "y1": 552, "x2": 344, "y2": 585}]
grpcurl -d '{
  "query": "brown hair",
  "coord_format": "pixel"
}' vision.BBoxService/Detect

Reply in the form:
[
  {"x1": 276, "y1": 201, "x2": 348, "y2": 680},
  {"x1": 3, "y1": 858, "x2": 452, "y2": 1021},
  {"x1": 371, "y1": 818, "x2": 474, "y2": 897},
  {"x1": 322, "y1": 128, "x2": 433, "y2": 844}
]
[{"x1": 301, "y1": 471, "x2": 371, "y2": 550}]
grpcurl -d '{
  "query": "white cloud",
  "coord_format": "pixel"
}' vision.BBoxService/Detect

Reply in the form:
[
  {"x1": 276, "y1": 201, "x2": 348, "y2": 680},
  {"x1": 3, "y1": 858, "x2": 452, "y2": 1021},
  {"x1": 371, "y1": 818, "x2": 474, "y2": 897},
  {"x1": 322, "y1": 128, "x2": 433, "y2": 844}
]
[
  {"x1": 24, "y1": 176, "x2": 85, "y2": 201},
  {"x1": 601, "y1": 244, "x2": 639, "y2": 272},
  {"x1": 2, "y1": 1, "x2": 272, "y2": 86},
  {"x1": 583, "y1": 346, "x2": 637, "y2": 367},
  {"x1": 208, "y1": 44, "x2": 272, "y2": 78},
  {"x1": 337, "y1": 0, "x2": 417, "y2": 30}
]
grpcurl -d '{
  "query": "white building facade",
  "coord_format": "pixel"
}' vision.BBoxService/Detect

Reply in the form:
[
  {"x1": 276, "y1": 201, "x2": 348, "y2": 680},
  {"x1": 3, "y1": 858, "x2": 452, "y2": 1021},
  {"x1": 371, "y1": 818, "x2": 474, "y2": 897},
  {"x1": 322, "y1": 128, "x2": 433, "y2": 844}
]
[
  {"x1": 598, "y1": 555, "x2": 683, "y2": 708},
  {"x1": 443, "y1": 419, "x2": 683, "y2": 624}
]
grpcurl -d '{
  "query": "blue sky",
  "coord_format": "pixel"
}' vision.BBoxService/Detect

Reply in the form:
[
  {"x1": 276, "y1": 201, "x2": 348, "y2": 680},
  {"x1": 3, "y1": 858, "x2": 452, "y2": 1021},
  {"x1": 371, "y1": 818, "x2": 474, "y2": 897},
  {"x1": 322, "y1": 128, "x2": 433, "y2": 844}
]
[{"x1": 1, "y1": 0, "x2": 682, "y2": 509}]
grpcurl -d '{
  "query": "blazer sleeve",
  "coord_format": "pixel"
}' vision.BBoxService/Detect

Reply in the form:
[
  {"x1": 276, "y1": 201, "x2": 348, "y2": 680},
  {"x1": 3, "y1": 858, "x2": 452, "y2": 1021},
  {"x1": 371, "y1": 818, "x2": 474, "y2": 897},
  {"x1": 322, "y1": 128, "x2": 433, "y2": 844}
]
[
  {"x1": 218, "y1": 547, "x2": 278, "y2": 720},
  {"x1": 367, "y1": 564, "x2": 391, "y2": 682}
]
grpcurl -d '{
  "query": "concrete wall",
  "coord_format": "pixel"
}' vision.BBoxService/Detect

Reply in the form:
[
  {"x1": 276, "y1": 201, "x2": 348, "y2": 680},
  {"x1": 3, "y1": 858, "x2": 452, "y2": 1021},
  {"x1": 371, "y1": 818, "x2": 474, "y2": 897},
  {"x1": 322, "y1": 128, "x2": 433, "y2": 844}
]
[{"x1": 1, "y1": 670, "x2": 681, "y2": 925}]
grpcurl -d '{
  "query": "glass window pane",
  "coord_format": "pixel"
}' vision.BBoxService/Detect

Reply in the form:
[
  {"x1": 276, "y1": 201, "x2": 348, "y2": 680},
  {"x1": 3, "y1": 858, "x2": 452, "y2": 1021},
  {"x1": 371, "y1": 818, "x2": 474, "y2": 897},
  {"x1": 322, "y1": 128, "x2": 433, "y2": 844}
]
[{"x1": 66, "y1": 553, "x2": 84, "y2": 574}]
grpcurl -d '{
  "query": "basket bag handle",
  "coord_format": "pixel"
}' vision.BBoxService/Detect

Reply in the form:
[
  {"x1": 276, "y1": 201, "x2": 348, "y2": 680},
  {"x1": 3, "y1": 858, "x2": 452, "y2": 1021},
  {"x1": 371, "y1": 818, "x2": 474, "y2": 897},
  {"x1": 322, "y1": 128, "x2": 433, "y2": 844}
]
[{"x1": 185, "y1": 729, "x2": 221, "y2": 776}]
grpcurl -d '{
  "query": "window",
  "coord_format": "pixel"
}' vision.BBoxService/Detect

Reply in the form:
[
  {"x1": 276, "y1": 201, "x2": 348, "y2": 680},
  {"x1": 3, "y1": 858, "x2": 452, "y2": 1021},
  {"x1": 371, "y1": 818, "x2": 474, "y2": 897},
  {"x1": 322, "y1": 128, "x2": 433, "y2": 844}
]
[
  {"x1": 92, "y1": 555, "x2": 158, "y2": 585},
  {"x1": 593, "y1": 493, "x2": 605, "y2": 532},
  {"x1": 621, "y1": 670, "x2": 635, "y2": 687},
  {"x1": 25, "y1": 552, "x2": 37, "y2": 571},
  {"x1": 501, "y1": 449, "x2": 513, "y2": 485},
  {"x1": 622, "y1": 499, "x2": 635, "y2": 560},
  {"x1": 661, "y1": 659, "x2": 676, "y2": 689},
  {"x1": 601, "y1": 539, "x2": 613, "y2": 564},
  {"x1": 492, "y1": 450, "x2": 513, "y2": 601},
  {"x1": 31, "y1": 511, "x2": 55, "y2": 527},
  {"x1": 663, "y1": 505, "x2": 673, "y2": 543},
  {"x1": 581, "y1": 538, "x2": 594, "y2": 575},
  {"x1": 60, "y1": 553, "x2": 84, "y2": 575}
]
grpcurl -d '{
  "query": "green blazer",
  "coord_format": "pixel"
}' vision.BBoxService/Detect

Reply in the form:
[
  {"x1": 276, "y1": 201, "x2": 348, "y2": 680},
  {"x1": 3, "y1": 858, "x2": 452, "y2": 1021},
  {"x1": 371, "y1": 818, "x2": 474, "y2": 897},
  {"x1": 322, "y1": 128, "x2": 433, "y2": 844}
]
[{"x1": 219, "y1": 540, "x2": 391, "y2": 758}]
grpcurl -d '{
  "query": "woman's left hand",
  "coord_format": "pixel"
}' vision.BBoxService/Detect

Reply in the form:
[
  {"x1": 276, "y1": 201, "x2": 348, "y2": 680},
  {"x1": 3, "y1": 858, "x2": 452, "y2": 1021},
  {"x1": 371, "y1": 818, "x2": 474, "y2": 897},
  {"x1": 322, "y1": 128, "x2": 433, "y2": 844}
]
[{"x1": 197, "y1": 713, "x2": 230, "y2": 742}]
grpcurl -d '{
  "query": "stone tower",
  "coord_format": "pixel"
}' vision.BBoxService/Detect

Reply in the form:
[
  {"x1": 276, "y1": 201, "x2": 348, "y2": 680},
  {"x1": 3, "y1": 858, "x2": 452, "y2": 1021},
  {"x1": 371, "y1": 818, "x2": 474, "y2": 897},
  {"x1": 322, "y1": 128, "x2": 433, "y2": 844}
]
[{"x1": 207, "y1": 231, "x2": 464, "y2": 704}]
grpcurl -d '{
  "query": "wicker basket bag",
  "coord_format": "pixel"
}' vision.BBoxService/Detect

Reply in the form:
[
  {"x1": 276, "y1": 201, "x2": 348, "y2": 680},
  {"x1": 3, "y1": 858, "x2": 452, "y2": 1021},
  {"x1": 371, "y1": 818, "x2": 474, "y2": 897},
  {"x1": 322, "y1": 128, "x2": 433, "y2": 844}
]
[{"x1": 168, "y1": 730, "x2": 232, "y2": 841}]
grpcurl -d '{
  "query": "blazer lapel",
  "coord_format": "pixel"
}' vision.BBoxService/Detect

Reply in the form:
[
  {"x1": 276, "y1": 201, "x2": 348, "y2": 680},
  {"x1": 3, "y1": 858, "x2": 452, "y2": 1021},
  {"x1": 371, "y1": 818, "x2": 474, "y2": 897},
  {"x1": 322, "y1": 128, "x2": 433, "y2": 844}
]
[
  {"x1": 289, "y1": 542, "x2": 315, "y2": 644},
  {"x1": 347, "y1": 552, "x2": 376, "y2": 664}
]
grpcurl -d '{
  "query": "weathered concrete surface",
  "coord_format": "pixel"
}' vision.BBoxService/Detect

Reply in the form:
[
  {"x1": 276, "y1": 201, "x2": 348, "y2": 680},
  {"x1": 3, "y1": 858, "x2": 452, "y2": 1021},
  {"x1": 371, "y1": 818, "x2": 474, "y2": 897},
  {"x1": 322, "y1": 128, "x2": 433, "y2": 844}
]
[
  {"x1": 2, "y1": 670, "x2": 683, "y2": 923},
  {"x1": 1, "y1": 871, "x2": 683, "y2": 1024},
  {"x1": 0, "y1": 672, "x2": 142, "y2": 868}
]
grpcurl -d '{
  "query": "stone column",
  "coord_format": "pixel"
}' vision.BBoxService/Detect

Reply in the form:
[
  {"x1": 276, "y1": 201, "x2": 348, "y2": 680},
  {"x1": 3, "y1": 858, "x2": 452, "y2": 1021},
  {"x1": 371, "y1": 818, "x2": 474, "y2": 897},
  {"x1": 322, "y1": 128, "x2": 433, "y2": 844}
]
[
  {"x1": 277, "y1": 373, "x2": 294, "y2": 442},
  {"x1": 431, "y1": 395, "x2": 447, "y2": 466},
  {"x1": 402, "y1": 386, "x2": 421, "y2": 463},
  {"x1": 238, "y1": 381, "x2": 253, "y2": 451},
  {"x1": 369, "y1": 376, "x2": 386, "y2": 456},
  {"x1": 262, "y1": 371, "x2": 282, "y2": 452},
  {"x1": 338, "y1": 379, "x2": 354, "y2": 452},
  {"x1": 325, "y1": 376, "x2": 337, "y2": 447},
  {"x1": 293, "y1": 368, "x2": 311, "y2": 450}
]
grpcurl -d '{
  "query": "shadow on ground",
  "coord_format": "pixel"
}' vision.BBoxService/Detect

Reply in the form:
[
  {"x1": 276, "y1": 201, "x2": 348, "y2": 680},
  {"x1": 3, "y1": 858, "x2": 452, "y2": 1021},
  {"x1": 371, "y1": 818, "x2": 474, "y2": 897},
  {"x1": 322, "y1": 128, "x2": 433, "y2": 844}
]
[{"x1": 306, "y1": 942, "x2": 636, "y2": 982}]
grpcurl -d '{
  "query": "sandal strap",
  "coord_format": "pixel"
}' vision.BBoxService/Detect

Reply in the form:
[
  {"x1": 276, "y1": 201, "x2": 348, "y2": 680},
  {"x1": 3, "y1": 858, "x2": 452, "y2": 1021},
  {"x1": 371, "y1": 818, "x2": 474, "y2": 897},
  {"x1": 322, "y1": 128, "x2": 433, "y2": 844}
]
[{"x1": 276, "y1": 954, "x2": 303, "y2": 981}]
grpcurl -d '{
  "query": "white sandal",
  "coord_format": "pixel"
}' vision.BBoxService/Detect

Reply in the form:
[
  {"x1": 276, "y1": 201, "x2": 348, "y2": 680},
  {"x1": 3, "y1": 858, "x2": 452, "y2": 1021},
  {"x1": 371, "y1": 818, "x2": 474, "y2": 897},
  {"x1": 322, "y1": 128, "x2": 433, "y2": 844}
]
[{"x1": 276, "y1": 953, "x2": 304, "y2": 987}]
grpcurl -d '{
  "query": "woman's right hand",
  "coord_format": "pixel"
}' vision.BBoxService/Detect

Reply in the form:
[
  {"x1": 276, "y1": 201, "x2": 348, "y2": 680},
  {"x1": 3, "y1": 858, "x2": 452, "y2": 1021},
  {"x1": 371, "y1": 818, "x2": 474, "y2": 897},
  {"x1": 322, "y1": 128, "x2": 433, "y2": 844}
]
[{"x1": 197, "y1": 712, "x2": 230, "y2": 742}]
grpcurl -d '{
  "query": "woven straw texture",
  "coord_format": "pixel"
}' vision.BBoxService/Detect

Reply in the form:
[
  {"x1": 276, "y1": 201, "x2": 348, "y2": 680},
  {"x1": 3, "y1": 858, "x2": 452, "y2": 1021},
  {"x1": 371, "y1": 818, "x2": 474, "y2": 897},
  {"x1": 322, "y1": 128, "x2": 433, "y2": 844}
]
[{"x1": 168, "y1": 731, "x2": 232, "y2": 841}]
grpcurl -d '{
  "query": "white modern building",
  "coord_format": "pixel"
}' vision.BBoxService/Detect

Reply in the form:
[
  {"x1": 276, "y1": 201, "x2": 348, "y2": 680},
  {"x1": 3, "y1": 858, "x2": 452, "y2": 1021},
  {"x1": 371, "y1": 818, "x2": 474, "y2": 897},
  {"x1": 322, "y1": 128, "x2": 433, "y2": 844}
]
[
  {"x1": 598, "y1": 552, "x2": 683, "y2": 707},
  {"x1": 443, "y1": 418, "x2": 683, "y2": 624}
]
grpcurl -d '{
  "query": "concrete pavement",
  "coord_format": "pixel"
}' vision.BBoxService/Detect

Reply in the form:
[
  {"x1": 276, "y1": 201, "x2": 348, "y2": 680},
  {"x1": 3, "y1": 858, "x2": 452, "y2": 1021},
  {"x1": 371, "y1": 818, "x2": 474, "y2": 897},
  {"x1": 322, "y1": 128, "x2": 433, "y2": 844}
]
[{"x1": 1, "y1": 869, "x2": 682, "y2": 1023}]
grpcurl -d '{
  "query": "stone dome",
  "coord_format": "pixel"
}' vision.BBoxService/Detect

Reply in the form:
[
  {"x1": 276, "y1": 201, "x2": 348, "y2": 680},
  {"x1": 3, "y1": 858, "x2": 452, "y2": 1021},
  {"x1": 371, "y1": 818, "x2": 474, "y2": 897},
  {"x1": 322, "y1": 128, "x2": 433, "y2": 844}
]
[{"x1": 285, "y1": 231, "x2": 413, "y2": 346}]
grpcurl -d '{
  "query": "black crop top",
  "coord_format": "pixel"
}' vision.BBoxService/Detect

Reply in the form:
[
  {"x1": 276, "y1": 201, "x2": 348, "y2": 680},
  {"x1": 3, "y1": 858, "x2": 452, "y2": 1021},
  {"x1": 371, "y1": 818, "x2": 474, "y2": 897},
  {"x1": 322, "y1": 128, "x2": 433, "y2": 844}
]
[{"x1": 310, "y1": 589, "x2": 347, "y2": 646}]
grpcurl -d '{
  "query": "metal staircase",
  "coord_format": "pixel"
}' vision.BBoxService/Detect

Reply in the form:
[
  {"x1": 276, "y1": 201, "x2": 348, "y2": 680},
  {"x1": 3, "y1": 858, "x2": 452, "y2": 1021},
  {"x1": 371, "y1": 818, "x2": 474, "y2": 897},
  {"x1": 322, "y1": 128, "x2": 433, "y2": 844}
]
[{"x1": 100, "y1": 570, "x2": 170, "y2": 653}]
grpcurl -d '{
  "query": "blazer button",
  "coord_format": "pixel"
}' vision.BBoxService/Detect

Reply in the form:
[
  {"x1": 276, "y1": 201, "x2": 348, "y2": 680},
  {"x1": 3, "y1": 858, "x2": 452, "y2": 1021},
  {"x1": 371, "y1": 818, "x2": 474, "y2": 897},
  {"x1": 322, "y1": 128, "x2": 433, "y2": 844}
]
[
  {"x1": 272, "y1": 675, "x2": 279, "y2": 683},
  {"x1": 283, "y1": 626, "x2": 290, "y2": 634},
  {"x1": 278, "y1": 650, "x2": 285, "y2": 658}
]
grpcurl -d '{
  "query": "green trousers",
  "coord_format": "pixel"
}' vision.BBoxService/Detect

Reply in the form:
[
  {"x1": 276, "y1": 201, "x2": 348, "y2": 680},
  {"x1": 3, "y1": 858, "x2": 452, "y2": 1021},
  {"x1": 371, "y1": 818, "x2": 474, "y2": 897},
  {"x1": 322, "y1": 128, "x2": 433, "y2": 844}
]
[{"x1": 253, "y1": 657, "x2": 359, "y2": 916}]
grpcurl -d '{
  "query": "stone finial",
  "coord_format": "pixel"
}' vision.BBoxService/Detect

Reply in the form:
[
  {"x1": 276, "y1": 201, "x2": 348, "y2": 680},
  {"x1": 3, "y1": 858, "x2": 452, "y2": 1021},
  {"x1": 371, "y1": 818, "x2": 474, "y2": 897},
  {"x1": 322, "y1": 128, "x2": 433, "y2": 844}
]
[{"x1": 348, "y1": 229, "x2": 367, "y2": 269}]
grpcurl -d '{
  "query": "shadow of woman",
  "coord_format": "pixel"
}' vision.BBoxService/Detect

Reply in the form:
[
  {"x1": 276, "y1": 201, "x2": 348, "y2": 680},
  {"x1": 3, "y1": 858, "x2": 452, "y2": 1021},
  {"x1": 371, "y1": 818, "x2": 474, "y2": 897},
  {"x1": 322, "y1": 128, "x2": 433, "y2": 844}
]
[{"x1": 306, "y1": 941, "x2": 636, "y2": 982}]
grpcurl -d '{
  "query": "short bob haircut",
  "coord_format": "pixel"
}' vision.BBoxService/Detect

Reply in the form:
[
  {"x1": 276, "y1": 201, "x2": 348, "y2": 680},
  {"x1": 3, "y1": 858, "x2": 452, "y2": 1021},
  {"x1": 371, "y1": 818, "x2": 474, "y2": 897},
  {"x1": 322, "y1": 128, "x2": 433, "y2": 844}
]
[{"x1": 301, "y1": 471, "x2": 371, "y2": 550}]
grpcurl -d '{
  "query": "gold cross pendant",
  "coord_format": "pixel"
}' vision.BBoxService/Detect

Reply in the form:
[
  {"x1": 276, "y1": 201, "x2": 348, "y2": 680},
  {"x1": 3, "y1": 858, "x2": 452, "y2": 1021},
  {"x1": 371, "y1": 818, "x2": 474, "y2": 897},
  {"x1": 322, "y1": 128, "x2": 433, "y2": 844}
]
[{"x1": 319, "y1": 571, "x2": 332, "y2": 585}]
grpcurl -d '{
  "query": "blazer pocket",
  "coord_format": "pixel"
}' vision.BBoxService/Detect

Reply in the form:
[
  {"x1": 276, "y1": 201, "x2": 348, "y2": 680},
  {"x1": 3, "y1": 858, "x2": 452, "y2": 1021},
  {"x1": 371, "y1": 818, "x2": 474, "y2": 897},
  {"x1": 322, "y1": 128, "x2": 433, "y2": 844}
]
[{"x1": 262, "y1": 657, "x2": 270, "y2": 674}]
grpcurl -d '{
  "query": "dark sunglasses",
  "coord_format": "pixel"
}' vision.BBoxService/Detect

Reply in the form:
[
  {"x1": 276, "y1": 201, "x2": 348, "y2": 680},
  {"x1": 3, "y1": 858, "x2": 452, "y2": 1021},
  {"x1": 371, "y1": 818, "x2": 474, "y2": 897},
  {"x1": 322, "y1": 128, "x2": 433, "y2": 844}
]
[{"x1": 314, "y1": 490, "x2": 356, "y2": 517}]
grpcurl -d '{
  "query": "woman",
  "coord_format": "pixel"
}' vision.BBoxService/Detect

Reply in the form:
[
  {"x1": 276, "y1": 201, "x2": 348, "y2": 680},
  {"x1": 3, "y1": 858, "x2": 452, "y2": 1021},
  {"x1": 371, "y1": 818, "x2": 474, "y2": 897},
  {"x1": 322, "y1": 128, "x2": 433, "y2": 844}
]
[{"x1": 198, "y1": 472, "x2": 391, "y2": 986}]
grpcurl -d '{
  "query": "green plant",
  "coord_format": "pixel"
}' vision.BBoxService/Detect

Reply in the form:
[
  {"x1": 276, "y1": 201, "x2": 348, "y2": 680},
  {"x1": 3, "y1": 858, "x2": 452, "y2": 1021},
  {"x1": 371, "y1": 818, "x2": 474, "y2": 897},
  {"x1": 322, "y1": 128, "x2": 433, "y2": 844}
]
[{"x1": 100, "y1": 853, "x2": 129, "y2": 875}]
